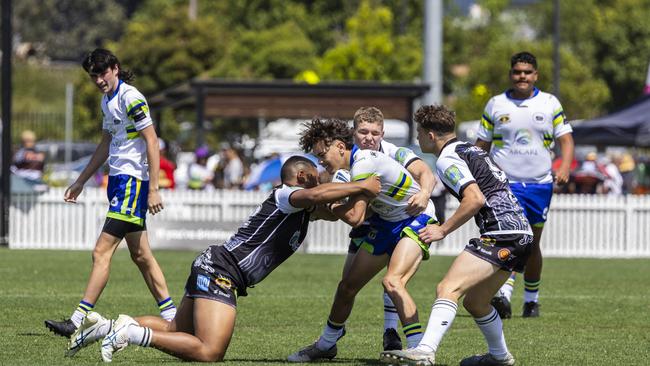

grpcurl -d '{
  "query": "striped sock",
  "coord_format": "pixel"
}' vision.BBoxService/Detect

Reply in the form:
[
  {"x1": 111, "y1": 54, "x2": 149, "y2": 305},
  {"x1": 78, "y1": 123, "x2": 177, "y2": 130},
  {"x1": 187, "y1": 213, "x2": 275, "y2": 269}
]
[
  {"x1": 402, "y1": 322, "x2": 423, "y2": 348},
  {"x1": 157, "y1": 297, "x2": 176, "y2": 321},
  {"x1": 523, "y1": 279, "x2": 541, "y2": 303},
  {"x1": 474, "y1": 307, "x2": 509, "y2": 359},
  {"x1": 499, "y1": 273, "x2": 516, "y2": 301},
  {"x1": 417, "y1": 298, "x2": 458, "y2": 353},
  {"x1": 70, "y1": 300, "x2": 94, "y2": 327},
  {"x1": 383, "y1": 292, "x2": 400, "y2": 331},
  {"x1": 317, "y1": 319, "x2": 345, "y2": 351},
  {"x1": 127, "y1": 325, "x2": 152, "y2": 347}
]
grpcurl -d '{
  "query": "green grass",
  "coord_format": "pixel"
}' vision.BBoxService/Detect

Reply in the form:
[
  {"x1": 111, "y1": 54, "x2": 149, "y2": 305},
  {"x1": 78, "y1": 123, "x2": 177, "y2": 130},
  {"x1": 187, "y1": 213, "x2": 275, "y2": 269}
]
[{"x1": 0, "y1": 248, "x2": 649, "y2": 365}]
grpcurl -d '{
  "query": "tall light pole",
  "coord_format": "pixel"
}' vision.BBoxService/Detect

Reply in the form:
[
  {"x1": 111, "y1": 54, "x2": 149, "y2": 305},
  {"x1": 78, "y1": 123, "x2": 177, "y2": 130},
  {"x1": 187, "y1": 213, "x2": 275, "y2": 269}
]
[
  {"x1": 1, "y1": 0, "x2": 12, "y2": 246},
  {"x1": 553, "y1": 0, "x2": 560, "y2": 98}
]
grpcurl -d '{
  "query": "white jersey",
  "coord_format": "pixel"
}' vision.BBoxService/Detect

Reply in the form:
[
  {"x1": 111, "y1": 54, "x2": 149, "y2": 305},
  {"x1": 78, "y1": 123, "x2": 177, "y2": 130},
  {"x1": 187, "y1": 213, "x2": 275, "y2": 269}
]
[
  {"x1": 477, "y1": 88, "x2": 572, "y2": 184},
  {"x1": 378, "y1": 140, "x2": 420, "y2": 168},
  {"x1": 350, "y1": 146, "x2": 435, "y2": 222},
  {"x1": 101, "y1": 80, "x2": 154, "y2": 180}
]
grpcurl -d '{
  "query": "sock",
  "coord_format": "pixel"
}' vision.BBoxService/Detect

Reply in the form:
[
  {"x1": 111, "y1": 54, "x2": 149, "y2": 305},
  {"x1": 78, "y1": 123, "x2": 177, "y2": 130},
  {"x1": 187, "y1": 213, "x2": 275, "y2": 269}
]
[
  {"x1": 474, "y1": 307, "x2": 509, "y2": 359},
  {"x1": 499, "y1": 273, "x2": 516, "y2": 301},
  {"x1": 158, "y1": 297, "x2": 177, "y2": 321},
  {"x1": 316, "y1": 319, "x2": 345, "y2": 351},
  {"x1": 402, "y1": 322, "x2": 423, "y2": 348},
  {"x1": 70, "y1": 300, "x2": 94, "y2": 327},
  {"x1": 383, "y1": 292, "x2": 400, "y2": 331},
  {"x1": 127, "y1": 324, "x2": 152, "y2": 347},
  {"x1": 523, "y1": 279, "x2": 540, "y2": 303},
  {"x1": 417, "y1": 299, "x2": 458, "y2": 353}
]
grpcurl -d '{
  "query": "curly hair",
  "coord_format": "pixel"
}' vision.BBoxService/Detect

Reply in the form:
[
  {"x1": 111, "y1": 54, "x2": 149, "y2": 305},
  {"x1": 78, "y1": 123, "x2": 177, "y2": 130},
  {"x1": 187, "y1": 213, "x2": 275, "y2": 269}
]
[
  {"x1": 511, "y1": 51, "x2": 537, "y2": 69},
  {"x1": 353, "y1": 106, "x2": 384, "y2": 129},
  {"x1": 299, "y1": 118, "x2": 354, "y2": 153},
  {"x1": 414, "y1": 105, "x2": 456, "y2": 134}
]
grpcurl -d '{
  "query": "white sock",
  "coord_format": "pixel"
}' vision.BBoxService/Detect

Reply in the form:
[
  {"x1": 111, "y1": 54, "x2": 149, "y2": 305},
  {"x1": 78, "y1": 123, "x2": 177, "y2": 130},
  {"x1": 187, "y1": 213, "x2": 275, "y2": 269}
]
[
  {"x1": 499, "y1": 274, "x2": 516, "y2": 301},
  {"x1": 127, "y1": 325, "x2": 152, "y2": 347},
  {"x1": 416, "y1": 298, "x2": 458, "y2": 353},
  {"x1": 316, "y1": 319, "x2": 344, "y2": 351},
  {"x1": 160, "y1": 307, "x2": 176, "y2": 322},
  {"x1": 383, "y1": 292, "x2": 400, "y2": 331},
  {"x1": 70, "y1": 310, "x2": 86, "y2": 328},
  {"x1": 474, "y1": 307, "x2": 509, "y2": 359}
]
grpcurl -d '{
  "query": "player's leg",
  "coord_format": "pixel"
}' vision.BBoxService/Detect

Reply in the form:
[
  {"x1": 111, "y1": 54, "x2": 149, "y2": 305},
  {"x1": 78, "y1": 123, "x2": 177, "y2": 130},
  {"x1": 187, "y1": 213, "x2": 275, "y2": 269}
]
[
  {"x1": 45, "y1": 229, "x2": 122, "y2": 337},
  {"x1": 289, "y1": 250, "x2": 387, "y2": 362},
  {"x1": 380, "y1": 251, "x2": 499, "y2": 365},
  {"x1": 521, "y1": 183, "x2": 552, "y2": 317},
  {"x1": 383, "y1": 236, "x2": 424, "y2": 348},
  {"x1": 125, "y1": 229, "x2": 176, "y2": 321}
]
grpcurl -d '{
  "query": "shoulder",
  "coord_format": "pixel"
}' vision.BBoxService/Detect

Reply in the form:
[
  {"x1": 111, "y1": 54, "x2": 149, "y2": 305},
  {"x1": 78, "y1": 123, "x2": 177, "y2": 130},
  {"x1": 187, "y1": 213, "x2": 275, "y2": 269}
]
[
  {"x1": 274, "y1": 185, "x2": 305, "y2": 214},
  {"x1": 120, "y1": 84, "x2": 147, "y2": 103}
]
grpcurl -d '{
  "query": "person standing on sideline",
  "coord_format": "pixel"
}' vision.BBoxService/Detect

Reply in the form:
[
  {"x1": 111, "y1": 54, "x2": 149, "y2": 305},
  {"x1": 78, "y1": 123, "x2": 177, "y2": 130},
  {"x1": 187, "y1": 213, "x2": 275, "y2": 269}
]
[
  {"x1": 475, "y1": 51, "x2": 574, "y2": 318},
  {"x1": 11, "y1": 130, "x2": 45, "y2": 182},
  {"x1": 381, "y1": 104, "x2": 532, "y2": 366},
  {"x1": 45, "y1": 48, "x2": 176, "y2": 337},
  {"x1": 158, "y1": 138, "x2": 176, "y2": 189}
]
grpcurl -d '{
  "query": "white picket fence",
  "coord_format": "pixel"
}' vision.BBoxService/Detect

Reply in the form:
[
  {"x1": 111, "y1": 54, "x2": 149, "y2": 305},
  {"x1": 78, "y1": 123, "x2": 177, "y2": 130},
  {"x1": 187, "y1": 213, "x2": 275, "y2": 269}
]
[{"x1": 8, "y1": 188, "x2": 650, "y2": 258}]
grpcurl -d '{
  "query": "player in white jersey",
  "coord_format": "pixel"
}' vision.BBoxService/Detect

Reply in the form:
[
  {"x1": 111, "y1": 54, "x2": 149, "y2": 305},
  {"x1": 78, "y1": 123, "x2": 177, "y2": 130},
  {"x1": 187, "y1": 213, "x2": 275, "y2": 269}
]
[
  {"x1": 288, "y1": 118, "x2": 437, "y2": 362},
  {"x1": 45, "y1": 49, "x2": 176, "y2": 338},
  {"x1": 476, "y1": 52, "x2": 574, "y2": 318},
  {"x1": 340, "y1": 107, "x2": 435, "y2": 351},
  {"x1": 381, "y1": 104, "x2": 532, "y2": 366}
]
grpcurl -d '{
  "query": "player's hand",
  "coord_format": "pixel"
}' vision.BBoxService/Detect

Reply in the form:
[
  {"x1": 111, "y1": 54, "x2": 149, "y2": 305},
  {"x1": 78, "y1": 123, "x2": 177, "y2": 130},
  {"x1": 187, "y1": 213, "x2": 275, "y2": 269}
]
[
  {"x1": 360, "y1": 176, "x2": 381, "y2": 197},
  {"x1": 63, "y1": 182, "x2": 84, "y2": 203},
  {"x1": 418, "y1": 223, "x2": 446, "y2": 245},
  {"x1": 406, "y1": 191, "x2": 429, "y2": 216},
  {"x1": 148, "y1": 189, "x2": 164, "y2": 215},
  {"x1": 555, "y1": 166, "x2": 570, "y2": 185}
]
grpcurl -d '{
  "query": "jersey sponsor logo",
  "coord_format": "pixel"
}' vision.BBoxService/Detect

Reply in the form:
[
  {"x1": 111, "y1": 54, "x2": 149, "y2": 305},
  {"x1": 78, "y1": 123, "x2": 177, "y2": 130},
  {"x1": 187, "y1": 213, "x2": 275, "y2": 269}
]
[
  {"x1": 514, "y1": 129, "x2": 532, "y2": 145},
  {"x1": 444, "y1": 165, "x2": 464, "y2": 186},
  {"x1": 215, "y1": 275, "x2": 233, "y2": 291},
  {"x1": 110, "y1": 196, "x2": 119, "y2": 207},
  {"x1": 497, "y1": 114, "x2": 511, "y2": 124},
  {"x1": 113, "y1": 118, "x2": 121, "y2": 124},
  {"x1": 197, "y1": 274, "x2": 210, "y2": 292},
  {"x1": 395, "y1": 148, "x2": 408, "y2": 164},
  {"x1": 532, "y1": 112, "x2": 546, "y2": 124},
  {"x1": 498, "y1": 248, "x2": 511, "y2": 261},
  {"x1": 289, "y1": 231, "x2": 302, "y2": 251}
]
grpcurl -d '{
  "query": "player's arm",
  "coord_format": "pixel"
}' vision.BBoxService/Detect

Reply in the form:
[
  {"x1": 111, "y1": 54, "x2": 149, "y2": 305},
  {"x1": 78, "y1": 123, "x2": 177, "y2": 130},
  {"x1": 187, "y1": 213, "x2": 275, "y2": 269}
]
[
  {"x1": 418, "y1": 183, "x2": 484, "y2": 244},
  {"x1": 289, "y1": 177, "x2": 380, "y2": 209},
  {"x1": 330, "y1": 194, "x2": 371, "y2": 227},
  {"x1": 554, "y1": 133, "x2": 574, "y2": 185},
  {"x1": 475, "y1": 139, "x2": 492, "y2": 153},
  {"x1": 309, "y1": 204, "x2": 340, "y2": 221},
  {"x1": 406, "y1": 159, "x2": 436, "y2": 216},
  {"x1": 140, "y1": 125, "x2": 163, "y2": 214},
  {"x1": 64, "y1": 131, "x2": 111, "y2": 203}
]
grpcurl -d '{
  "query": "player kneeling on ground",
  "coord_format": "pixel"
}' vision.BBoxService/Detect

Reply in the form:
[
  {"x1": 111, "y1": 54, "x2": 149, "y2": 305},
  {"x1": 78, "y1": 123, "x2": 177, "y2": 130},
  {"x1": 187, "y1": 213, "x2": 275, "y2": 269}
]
[{"x1": 65, "y1": 156, "x2": 380, "y2": 363}]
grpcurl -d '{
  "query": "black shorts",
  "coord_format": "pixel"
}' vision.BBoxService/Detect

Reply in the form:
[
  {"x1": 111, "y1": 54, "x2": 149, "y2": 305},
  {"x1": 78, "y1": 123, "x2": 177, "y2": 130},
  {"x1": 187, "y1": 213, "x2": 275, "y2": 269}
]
[
  {"x1": 185, "y1": 261, "x2": 238, "y2": 308},
  {"x1": 102, "y1": 217, "x2": 146, "y2": 239},
  {"x1": 464, "y1": 233, "x2": 533, "y2": 273}
]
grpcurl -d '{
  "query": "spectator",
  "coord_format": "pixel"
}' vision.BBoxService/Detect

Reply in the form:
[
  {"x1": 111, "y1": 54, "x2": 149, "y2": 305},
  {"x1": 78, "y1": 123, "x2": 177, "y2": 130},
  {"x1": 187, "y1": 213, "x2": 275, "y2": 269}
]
[
  {"x1": 222, "y1": 147, "x2": 244, "y2": 189},
  {"x1": 187, "y1": 146, "x2": 213, "y2": 190},
  {"x1": 573, "y1": 152, "x2": 607, "y2": 194},
  {"x1": 158, "y1": 138, "x2": 176, "y2": 189},
  {"x1": 11, "y1": 130, "x2": 46, "y2": 182},
  {"x1": 602, "y1": 156, "x2": 623, "y2": 195},
  {"x1": 616, "y1": 153, "x2": 636, "y2": 194}
]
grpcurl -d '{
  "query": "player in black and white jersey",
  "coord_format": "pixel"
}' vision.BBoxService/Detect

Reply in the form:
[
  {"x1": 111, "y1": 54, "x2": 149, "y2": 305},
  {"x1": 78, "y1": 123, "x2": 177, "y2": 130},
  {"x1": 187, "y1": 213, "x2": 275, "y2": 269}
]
[
  {"x1": 65, "y1": 156, "x2": 380, "y2": 363},
  {"x1": 381, "y1": 105, "x2": 533, "y2": 366}
]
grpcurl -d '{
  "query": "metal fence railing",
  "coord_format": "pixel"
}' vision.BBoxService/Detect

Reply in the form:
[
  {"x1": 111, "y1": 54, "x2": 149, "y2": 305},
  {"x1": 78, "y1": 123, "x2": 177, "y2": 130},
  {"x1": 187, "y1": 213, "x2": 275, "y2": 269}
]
[{"x1": 9, "y1": 188, "x2": 650, "y2": 258}]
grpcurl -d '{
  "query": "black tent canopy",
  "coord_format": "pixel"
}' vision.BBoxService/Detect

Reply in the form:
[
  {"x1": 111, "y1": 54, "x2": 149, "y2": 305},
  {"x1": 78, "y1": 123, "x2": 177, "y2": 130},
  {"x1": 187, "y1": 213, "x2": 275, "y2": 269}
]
[{"x1": 572, "y1": 95, "x2": 650, "y2": 147}]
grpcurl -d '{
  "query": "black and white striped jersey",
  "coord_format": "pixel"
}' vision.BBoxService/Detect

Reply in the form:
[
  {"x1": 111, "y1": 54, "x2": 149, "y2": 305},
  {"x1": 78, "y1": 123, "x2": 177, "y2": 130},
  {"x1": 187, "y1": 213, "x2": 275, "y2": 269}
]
[
  {"x1": 436, "y1": 139, "x2": 532, "y2": 236},
  {"x1": 196, "y1": 184, "x2": 310, "y2": 294}
]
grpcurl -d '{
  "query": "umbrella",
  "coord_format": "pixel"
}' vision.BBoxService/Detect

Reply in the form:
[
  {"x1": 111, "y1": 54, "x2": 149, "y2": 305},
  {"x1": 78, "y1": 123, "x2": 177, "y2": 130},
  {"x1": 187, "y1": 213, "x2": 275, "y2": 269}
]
[{"x1": 244, "y1": 154, "x2": 319, "y2": 190}]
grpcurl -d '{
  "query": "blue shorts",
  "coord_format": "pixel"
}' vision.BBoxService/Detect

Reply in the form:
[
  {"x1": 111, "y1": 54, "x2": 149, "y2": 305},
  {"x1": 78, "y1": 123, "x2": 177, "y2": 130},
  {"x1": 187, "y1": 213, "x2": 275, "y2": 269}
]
[
  {"x1": 509, "y1": 182, "x2": 553, "y2": 227},
  {"x1": 357, "y1": 213, "x2": 437, "y2": 260},
  {"x1": 106, "y1": 174, "x2": 149, "y2": 226}
]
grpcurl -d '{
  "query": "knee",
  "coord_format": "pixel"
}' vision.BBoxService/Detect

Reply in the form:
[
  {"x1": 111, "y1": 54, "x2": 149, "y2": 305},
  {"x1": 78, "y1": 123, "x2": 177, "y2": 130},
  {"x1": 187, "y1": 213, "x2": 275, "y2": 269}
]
[
  {"x1": 196, "y1": 347, "x2": 225, "y2": 362},
  {"x1": 130, "y1": 249, "x2": 150, "y2": 266},
  {"x1": 382, "y1": 275, "x2": 405, "y2": 295},
  {"x1": 336, "y1": 280, "x2": 360, "y2": 299},
  {"x1": 436, "y1": 280, "x2": 461, "y2": 302},
  {"x1": 91, "y1": 248, "x2": 112, "y2": 266}
]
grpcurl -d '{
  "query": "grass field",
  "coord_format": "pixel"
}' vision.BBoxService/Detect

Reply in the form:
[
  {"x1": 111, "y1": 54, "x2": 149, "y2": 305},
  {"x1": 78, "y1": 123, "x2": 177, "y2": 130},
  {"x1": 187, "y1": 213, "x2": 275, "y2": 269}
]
[{"x1": 1, "y1": 248, "x2": 648, "y2": 365}]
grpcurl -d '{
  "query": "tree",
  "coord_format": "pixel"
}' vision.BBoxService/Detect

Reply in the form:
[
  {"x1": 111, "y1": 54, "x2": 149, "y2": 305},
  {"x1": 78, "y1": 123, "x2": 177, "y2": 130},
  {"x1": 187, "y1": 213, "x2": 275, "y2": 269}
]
[{"x1": 312, "y1": 0, "x2": 422, "y2": 81}]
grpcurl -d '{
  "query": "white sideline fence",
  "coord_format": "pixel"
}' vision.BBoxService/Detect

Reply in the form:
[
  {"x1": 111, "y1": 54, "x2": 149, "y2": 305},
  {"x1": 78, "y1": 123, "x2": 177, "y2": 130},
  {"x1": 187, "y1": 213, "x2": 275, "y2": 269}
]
[{"x1": 8, "y1": 188, "x2": 650, "y2": 258}]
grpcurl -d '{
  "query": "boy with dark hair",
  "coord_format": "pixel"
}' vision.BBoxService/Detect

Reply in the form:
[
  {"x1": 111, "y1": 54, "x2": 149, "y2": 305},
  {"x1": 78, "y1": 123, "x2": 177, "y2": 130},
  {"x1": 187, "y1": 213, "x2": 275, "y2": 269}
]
[{"x1": 45, "y1": 48, "x2": 176, "y2": 338}]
